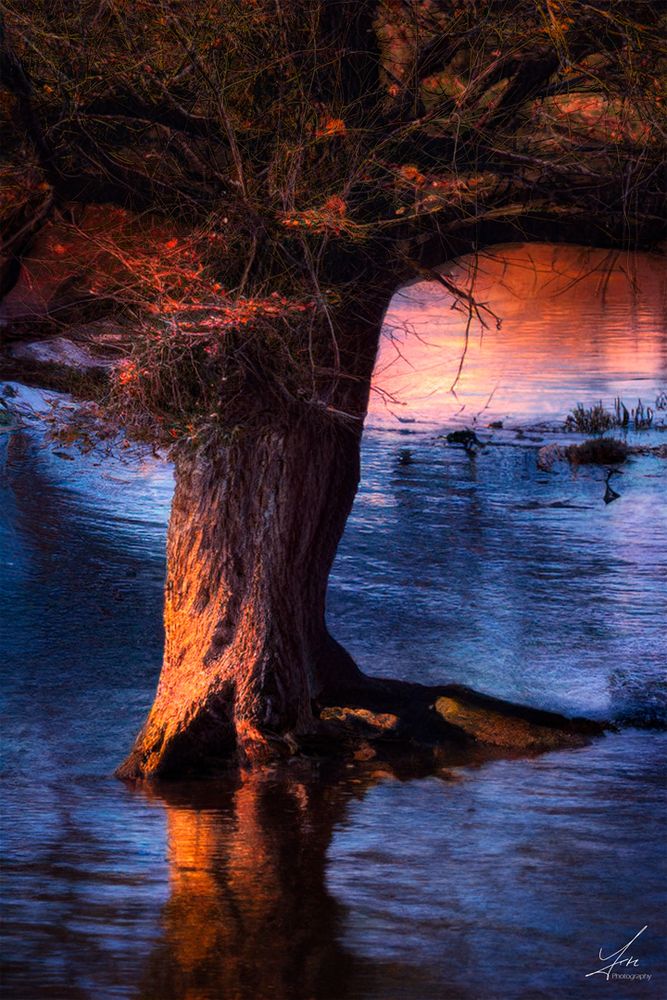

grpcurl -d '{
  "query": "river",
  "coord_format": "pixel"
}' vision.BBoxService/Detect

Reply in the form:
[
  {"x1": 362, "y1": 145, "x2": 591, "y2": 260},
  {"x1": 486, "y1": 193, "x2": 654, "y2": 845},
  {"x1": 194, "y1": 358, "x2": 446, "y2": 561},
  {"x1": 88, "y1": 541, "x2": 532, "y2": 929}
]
[{"x1": 1, "y1": 243, "x2": 665, "y2": 999}]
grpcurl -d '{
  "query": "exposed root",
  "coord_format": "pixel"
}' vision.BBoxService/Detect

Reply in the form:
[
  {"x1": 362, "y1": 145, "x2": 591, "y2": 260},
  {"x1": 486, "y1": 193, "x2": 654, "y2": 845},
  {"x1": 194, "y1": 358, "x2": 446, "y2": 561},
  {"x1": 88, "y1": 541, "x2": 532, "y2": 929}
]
[
  {"x1": 313, "y1": 677, "x2": 603, "y2": 758},
  {"x1": 117, "y1": 672, "x2": 605, "y2": 782}
]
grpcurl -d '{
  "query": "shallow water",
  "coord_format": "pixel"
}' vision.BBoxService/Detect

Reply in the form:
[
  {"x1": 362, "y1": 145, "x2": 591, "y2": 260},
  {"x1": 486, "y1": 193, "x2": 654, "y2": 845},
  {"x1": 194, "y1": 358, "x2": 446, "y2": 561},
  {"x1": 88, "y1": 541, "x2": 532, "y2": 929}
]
[{"x1": 1, "y1": 244, "x2": 666, "y2": 998}]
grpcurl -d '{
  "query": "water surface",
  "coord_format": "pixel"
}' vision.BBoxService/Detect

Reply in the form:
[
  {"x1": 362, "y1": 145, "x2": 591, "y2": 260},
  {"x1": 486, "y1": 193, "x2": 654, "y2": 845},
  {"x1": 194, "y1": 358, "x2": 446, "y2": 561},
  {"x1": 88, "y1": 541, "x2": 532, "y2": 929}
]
[{"x1": 1, "y1": 244, "x2": 665, "y2": 999}]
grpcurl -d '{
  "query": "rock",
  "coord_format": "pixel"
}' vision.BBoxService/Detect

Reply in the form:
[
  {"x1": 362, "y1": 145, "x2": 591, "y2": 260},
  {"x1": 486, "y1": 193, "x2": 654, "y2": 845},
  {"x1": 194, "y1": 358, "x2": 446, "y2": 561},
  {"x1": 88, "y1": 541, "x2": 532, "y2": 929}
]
[
  {"x1": 488, "y1": 420, "x2": 503, "y2": 429},
  {"x1": 446, "y1": 429, "x2": 481, "y2": 451},
  {"x1": 434, "y1": 695, "x2": 586, "y2": 750},
  {"x1": 537, "y1": 443, "x2": 564, "y2": 471},
  {"x1": 9, "y1": 336, "x2": 109, "y2": 371},
  {"x1": 319, "y1": 707, "x2": 400, "y2": 738}
]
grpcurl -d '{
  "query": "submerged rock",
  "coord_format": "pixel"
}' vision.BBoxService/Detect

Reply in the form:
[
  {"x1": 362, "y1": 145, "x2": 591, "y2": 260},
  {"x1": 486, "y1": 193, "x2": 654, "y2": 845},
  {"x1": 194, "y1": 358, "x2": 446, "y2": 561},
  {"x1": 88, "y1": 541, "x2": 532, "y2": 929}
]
[
  {"x1": 537, "y1": 442, "x2": 564, "y2": 471},
  {"x1": 446, "y1": 429, "x2": 481, "y2": 452}
]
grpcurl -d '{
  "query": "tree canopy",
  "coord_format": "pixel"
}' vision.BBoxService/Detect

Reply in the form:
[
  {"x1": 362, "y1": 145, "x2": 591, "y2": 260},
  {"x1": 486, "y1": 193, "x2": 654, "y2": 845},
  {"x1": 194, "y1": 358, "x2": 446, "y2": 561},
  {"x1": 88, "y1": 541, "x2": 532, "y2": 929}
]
[{"x1": 1, "y1": 0, "x2": 665, "y2": 440}]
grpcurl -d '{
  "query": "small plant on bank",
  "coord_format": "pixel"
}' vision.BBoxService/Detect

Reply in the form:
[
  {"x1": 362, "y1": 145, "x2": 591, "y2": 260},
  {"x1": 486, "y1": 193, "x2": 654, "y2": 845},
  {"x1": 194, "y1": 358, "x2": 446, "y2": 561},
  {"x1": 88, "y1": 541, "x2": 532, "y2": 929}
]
[{"x1": 632, "y1": 399, "x2": 654, "y2": 430}]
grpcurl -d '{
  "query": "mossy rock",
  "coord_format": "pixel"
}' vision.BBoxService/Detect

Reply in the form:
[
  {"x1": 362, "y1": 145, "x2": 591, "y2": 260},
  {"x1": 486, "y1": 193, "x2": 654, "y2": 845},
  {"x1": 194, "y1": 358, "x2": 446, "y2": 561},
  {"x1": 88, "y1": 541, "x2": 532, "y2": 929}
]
[{"x1": 434, "y1": 696, "x2": 587, "y2": 750}]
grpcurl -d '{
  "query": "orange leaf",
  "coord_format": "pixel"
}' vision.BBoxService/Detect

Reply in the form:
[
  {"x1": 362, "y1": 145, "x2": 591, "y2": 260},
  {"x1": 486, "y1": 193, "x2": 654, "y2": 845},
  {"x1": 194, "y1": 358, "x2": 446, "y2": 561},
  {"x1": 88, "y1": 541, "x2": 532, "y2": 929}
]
[
  {"x1": 324, "y1": 195, "x2": 346, "y2": 215},
  {"x1": 316, "y1": 117, "x2": 346, "y2": 138}
]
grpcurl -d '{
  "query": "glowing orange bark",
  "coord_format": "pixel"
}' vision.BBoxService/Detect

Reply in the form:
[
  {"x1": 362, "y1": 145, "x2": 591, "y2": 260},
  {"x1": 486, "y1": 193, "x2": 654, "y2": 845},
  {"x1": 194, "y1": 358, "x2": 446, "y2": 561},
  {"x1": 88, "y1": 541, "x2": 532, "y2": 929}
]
[{"x1": 117, "y1": 412, "x2": 366, "y2": 777}]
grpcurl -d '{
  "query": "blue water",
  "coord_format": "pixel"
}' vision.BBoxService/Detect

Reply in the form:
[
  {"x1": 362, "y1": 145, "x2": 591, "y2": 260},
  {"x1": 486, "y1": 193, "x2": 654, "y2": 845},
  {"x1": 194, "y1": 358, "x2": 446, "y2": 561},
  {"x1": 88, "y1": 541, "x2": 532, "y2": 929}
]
[{"x1": 1, "y1": 245, "x2": 666, "y2": 999}]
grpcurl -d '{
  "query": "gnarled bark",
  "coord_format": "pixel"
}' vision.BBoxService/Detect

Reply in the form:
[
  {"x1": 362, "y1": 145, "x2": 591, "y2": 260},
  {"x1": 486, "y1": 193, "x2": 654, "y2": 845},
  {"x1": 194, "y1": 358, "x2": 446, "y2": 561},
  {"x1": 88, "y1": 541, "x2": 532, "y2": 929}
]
[
  {"x1": 117, "y1": 409, "x2": 367, "y2": 778},
  {"x1": 116, "y1": 271, "x2": 607, "y2": 780}
]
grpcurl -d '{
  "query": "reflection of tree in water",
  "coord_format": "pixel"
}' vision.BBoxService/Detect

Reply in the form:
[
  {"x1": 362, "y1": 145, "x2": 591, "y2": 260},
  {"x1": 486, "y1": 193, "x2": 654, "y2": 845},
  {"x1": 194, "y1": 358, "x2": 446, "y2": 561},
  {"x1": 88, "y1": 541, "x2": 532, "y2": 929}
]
[
  {"x1": 137, "y1": 764, "x2": 353, "y2": 1000},
  {"x1": 136, "y1": 760, "x2": 478, "y2": 1000}
]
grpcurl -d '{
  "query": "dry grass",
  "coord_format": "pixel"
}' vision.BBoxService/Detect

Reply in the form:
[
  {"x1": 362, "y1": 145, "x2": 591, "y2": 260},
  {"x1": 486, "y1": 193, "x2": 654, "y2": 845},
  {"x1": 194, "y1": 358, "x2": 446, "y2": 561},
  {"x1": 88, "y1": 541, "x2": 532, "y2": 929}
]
[
  {"x1": 565, "y1": 398, "x2": 654, "y2": 434},
  {"x1": 564, "y1": 401, "x2": 616, "y2": 434},
  {"x1": 566, "y1": 438, "x2": 628, "y2": 466}
]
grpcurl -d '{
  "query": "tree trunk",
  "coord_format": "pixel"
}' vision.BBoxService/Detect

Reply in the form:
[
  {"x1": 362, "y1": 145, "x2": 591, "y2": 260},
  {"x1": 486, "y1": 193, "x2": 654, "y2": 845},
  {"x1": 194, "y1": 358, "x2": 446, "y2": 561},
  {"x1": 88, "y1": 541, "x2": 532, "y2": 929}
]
[
  {"x1": 115, "y1": 279, "x2": 396, "y2": 780},
  {"x1": 115, "y1": 272, "x2": 602, "y2": 782},
  {"x1": 117, "y1": 405, "x2": 370, "y2": 778}
]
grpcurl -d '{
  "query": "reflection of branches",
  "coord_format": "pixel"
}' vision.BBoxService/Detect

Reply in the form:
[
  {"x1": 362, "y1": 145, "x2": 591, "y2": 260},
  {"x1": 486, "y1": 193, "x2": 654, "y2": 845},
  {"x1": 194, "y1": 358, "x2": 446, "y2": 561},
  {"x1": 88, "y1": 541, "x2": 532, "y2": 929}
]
[
  {"x1": 370, "y1": 238, "x2": 659, "y2": 424},
  {"x1": 405, "y1": 255, "x2": 501, "y2": 395}
]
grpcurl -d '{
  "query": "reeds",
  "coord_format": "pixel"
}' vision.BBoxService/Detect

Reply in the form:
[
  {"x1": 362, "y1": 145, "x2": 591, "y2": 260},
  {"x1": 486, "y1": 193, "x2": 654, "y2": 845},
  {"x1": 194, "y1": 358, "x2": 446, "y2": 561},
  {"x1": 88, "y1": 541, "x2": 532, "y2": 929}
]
[{"x1": 565, "y1": 398, "x2": 653, "y2": 434}]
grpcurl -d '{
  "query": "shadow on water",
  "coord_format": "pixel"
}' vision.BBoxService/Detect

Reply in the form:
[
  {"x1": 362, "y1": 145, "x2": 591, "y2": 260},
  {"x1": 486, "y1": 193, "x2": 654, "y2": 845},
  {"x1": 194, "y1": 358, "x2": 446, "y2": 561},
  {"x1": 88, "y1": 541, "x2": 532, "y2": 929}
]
[{"x1": 0, "y1": 430, "x2": 166, "y2": 774}]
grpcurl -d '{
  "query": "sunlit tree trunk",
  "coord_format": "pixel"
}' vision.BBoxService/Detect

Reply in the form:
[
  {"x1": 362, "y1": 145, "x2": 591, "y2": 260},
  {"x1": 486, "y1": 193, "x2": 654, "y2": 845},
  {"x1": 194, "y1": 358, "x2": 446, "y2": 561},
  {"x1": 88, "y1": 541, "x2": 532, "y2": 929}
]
[{"x1": 118, "y1": 299, "x2": 388, "y2": 779}]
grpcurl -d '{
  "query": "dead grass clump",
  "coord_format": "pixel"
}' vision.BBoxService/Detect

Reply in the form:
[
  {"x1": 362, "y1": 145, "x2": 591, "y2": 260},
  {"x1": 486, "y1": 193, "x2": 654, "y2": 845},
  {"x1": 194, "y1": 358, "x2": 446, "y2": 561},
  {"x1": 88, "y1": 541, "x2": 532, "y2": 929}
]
[
  {"x1": 565, "y1": 398, "x2": 654, "y2": 434},
  {"x1": 566, "y1": 438, "x2": 628, "y2": 466}
]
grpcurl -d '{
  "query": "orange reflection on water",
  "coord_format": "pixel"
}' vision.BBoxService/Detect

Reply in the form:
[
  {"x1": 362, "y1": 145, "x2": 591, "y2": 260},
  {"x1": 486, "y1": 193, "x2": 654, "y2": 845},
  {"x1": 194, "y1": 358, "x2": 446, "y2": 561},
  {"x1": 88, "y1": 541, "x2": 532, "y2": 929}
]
[
  {"x1": 371, "y1": 243, "x2": 667, "y2": 427},
  {"x1": 138, "y1": 769, "x2": 352, "y2": 1000}
]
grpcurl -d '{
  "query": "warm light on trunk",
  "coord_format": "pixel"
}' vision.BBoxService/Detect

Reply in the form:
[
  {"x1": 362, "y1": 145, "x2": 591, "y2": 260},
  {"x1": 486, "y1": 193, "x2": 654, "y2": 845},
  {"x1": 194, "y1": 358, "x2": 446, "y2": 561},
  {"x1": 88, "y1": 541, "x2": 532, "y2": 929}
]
[{"x1": 117, "y1": 411, "x2": 366, "y2": 777}]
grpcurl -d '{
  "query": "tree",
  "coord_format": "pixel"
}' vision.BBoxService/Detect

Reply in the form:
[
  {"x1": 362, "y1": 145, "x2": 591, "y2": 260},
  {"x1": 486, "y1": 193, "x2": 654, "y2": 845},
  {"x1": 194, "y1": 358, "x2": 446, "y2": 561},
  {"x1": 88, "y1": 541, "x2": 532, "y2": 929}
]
[{"x1": 0, "y1": 1, "x2": 663, "y2": 776}]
